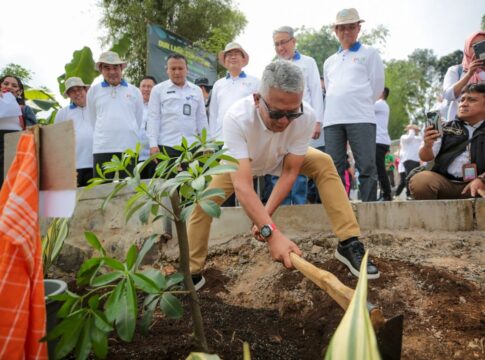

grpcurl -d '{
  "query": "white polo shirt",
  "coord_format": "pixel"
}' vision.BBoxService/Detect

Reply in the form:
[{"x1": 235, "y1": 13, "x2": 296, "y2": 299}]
[
  {"x1": 400, "y1": 131, "x2": 422, "y2": 163},
  {"x1": 287, "y1": 51, "x2": 325, "y2": 148},
  {"x1": 223, "y1": 95, "x2": 315, "y2": 176},
  {"x1": 87, "y1": 79, "x2": 143, "y2": 154},
  {"x1": 139, "y1": 102, "x2": 150, "y2": 160},
  {"x1": 147, "y1": 79, "x2": 208, "y2": 147},
  {"x1": 209, "y1": 71, "x2": 259, "y2": 141},
  {"x1": 323, "y1": 42, "x2": 384, "y2": 127},
  {"x1": 55, "y1": 104, "x2": 93, "y2": 169},
  {"x1": 374, "y1": 99, "x2": 391, "y2": 145}
]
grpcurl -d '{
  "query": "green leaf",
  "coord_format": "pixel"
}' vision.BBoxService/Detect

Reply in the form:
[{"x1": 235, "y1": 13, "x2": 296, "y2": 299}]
[
  {"x1": 93, "y1": 310, "x2": 113, "y2": 332},
  {"x1": 141, "y1": 294, "x2": 159, "y2": 334},
  {"x1": 115, "y1": 278, "x2": 137, "y2": 341},
  {"x1": 159, "y1": 293, "x2": 183, "y2": 319},
  {"x1": 102, "y1": 257, "x2": 125, "y2": 271},
  {"x1": 142, "y1": 268, "x2": 167, "y2": 289},
  {"x1": 91, "y1": 319, "x2": 109, "y2": 359},
  {"x1": 204, "y1": 164, "x2": 238, "y2": 176},
  {"x1": 77, "y1": 257, "x2": 102, "y2": 278},
  {"x1": 199, "y1": 199, "x2": 221, "y2": 218},
  {"x1": 166, "y1": 273, "x2": 184, "y2": 288},
  {"x1": 180, "y1": 204, "x2": 196, "y2": 222},
  {"x1": 84, "y1": 232, "x2": 105, "y2": 255},
  {"x1": 74, "y1": 316, "x2": 93, "y2": 360},
  {"x1": 134, "y1": 235, "x2": 157, "y2": 270},
  {"x1": 100, "y1": 182, "x2": 127, "y2": 212},
  {"x1": 53, "y1": 312, "x2": 85, "y2": 359},
  {"x1": 324, "y1": 251, "x2": 381, "y2": 360},
  {"x1": 138, "y1": 200, "x2": 152, "y2": 224},
  {"x1": 125, "y1": 245, "x2": 138, "y2": 270},
  {"x1": 88, "y1": 295, "x2": 100, "y2": 310},
  {"x1": 105, "y1": 280, "x2": 125, "y2": 323},
  {"x1": 110, "y1": 34, "x2": 131, "y2": 58},
  {"x1": 44, "y1": 310, "x2": 83, "y2": 341},
  {"x1": 131, "y1": 273, "x2": 160, "y2": 294},
  {"x1": 91, "y1": 271, "x2": 123, "y2": 287},
  {"x1": 125, "y1": 201, "x2": 145, "y2": 224},
  {"x1": 191, "y1": 176, "x2": 206, "y2": 191},
  {"x1": 59, "y1": 46, "x2": 98, "y2": 96},
  {"x1": 198, "y1": 188, "x2": 225, "y2": 201}
]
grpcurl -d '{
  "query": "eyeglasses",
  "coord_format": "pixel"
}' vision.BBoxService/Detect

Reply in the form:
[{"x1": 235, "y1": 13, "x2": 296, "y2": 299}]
[
  {"x1": 336, "y1": 24, "x2": 359, "y2": 32},
  {"x1": 260, "y1": 96, "x2": 303, "y2": 121},
  {"x1": 274, "y1": 37, "x2": 294, "y2": 48}
]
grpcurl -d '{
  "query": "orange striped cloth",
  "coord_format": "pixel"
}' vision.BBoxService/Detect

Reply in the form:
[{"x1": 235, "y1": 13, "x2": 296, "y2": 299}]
[{"x1": 0, "y1": 133, "x2": 47, "y2": 359}]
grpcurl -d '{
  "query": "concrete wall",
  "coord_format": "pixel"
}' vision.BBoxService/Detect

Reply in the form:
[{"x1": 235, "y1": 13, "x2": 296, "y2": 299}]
[{"x1": 49, "y1": 184, "x2": 484, "y2": 267}]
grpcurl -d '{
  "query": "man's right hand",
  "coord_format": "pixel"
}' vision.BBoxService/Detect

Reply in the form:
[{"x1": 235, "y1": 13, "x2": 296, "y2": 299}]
[
  {"x1": 150, "y1": 146, "x2": 160, "y2": 163},
  {"x1": 422, "y1": 125, "x2": 440, "y2": 148},
  {"x1": 267, "y1": 231, "x2": 302, "y2": 269}
]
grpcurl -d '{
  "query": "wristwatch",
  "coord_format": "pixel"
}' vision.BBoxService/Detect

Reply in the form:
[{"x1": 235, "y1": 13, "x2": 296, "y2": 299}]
[{"x1": 260, "y1": 223, "x2": 277, "y2": 240}]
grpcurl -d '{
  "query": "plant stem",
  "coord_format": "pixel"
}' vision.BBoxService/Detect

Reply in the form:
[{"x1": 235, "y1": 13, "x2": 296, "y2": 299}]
[{"x1": 169, "y1": 192, "x2": 208, "y2": 352}]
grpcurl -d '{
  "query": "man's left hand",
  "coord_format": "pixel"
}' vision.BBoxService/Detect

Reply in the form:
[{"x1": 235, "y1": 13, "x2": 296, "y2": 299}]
[
  {"x1": 311, "y1": 123, "x2": 321, "y2": 140},
  {"x1": 462, "y1": 178, "x2": 485, "y2": 197},
  {"x1": 251, "y1": 224, "x2": 264, "y2": 241}
]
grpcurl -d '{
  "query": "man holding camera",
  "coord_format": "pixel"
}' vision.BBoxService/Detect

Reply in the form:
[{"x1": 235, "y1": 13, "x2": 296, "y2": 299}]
[{"x1": 409, "y1": 83, "x2": 485, "y2": 199}]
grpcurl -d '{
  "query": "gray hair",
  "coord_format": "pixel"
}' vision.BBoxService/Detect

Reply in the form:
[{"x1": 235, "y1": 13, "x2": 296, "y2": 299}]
[
  {"x1": 273, "y1": 26, "x2": 294, "y2": 38},
  {"x1": 259, "y1": 61, "x2": 304, "y2": 96}
]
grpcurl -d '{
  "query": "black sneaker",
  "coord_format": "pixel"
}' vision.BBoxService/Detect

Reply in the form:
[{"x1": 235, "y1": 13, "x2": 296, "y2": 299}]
[
  {"x1": 335, "y1": 240, "x2": 380, "y2": 279},
  {"x1": 191, "y1": 273, "x2": 206, "y2": 291}
]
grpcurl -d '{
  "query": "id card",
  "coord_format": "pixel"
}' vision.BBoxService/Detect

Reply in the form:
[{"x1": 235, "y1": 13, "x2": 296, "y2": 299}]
[
  {"x1": 183, "y1": 104, "x2": 191, "y2": 116},
  {"x1": 462, "y1": 163, "x2": 477, "y2": 182}
]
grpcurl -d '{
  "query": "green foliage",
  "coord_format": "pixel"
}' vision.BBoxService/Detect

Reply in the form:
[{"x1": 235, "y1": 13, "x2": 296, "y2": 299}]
[
  {"x1": 0, "y1": 63, "x2": 34, "y2": 83},
  {"x1": 42, "y1": 218, "x2": 70, "y2": 277},
  {"x1": 324, "y1": 251, "x2": 380, "y2": 360},
  {"x1": 436, "y1": 50, "x2": 463, "y2": 81},
  {"x1": 44, "y1": 233, "x2": 184, "y2": 359},
  {"x1": 58, "y1": 47, "x2": 99, "y2": 97},
  {"x1": 482, "y1": 14, "x2": 485, "y2": 30},
  {"x1": 98, "y1": 0, "x2": 247, "y2": 82},
  {"x1": 359, "y1": 24, "x2": 389, "y2": 52},
  {"x1": 23, "y1": 88, "x2": 62, "y2": 125}
]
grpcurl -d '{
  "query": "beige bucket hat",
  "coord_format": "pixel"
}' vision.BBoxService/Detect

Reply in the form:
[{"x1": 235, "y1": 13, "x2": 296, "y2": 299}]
[
  {"x1": 95, "y1": 51, "x2": 127, "y2": 71},
  {"x1": 63, "y1": 77, "x2": 89, "y2": 95},
  {"x1": 218, "y1": 42, "x2": 249, "y2": 67},
  {"x1": 333, "y1": 8, "x2": 365, "y2": 27}
]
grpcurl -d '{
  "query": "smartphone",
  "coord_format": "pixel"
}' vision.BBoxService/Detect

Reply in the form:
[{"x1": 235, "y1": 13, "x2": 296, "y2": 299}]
[
  {"x1": 472, "y1": 39, "x2": 485, "y2": 60},
  {"x1": 426, "y1": 111, "x2": 442, "y2": 136}
]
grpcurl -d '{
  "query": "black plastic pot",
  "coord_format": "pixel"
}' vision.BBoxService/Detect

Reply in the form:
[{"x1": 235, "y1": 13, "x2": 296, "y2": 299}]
[{"x1": 44, "y1": 279, "x2": 67, "y2": 360}]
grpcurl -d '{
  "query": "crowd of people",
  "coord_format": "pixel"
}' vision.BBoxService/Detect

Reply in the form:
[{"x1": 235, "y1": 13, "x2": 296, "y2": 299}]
[{"x1": 1, "y1": 8, "x2": 484, "y2": 288}]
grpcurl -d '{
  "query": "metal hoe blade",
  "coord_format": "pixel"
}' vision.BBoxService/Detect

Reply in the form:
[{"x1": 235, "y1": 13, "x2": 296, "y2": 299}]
[{"x1": 376, "y1": 314, "x2": 404, "y2": 360}]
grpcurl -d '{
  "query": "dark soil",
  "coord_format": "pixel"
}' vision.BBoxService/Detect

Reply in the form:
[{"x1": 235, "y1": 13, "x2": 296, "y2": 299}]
[{"x1": 99, "y1": 237, "x2": 483, "y2": 360}]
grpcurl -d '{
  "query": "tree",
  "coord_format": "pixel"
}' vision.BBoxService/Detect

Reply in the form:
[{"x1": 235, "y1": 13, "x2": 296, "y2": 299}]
[
  {"x1": 436, "y1": 50, "x2": 463, "y2": 82},
  {"x1": 296, "y1": 26, "x2": 340, "y2": 72},
  {"x1": 99, "y1": 0, "x2": 247, "y2": 82},
  {"x1": 481, "y1": 14, "x2": 485, "y2": 30},
  {"x1": 0, "y1": 63, "x2": 34, "y2": 83}
]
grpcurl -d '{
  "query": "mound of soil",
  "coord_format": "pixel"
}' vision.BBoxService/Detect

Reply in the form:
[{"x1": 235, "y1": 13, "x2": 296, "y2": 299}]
[{"x1": 69, "y1": 230, "x2": 485, "y2": 359}]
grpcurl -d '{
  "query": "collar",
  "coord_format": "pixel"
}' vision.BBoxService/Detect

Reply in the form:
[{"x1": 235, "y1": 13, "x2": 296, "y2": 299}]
[
  {"x1": 225, "y1": 71, "x2": 247, "y2": 79},
  {"x1": 293, "y1": 50, "x2": 301, "y2": 60},
  {"x1": 168, "y1": 79, "x2": 188, "y2": 88},
  {"x1": 101, "y1": 79, "x2": 128, "y2": 87},
  {"x1": 69, "y1": 103, "x2": 77, "y2": 109},
  {"x1": 465, "y1": 120, "x2": 485, "y2": 129},
  {"x1": 338, "y1": 41, "x2": 362, "y2": 53}
]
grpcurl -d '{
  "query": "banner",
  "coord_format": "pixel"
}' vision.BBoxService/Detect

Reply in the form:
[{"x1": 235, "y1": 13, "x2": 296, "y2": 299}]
[{"x1": 146, "y1": 24, "x2": 217, "y2": 85}]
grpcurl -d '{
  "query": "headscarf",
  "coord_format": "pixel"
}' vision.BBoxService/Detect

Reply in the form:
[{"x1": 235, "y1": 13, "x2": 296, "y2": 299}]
[{"x1": 462, "y1": 31, "x2": 485, "y2": 84}]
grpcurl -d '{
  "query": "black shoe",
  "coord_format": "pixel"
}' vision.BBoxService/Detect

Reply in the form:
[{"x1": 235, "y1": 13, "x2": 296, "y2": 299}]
[
  {"x1": 335, "y1": 240, "x2": 380, "y2": 279},
  {"x1": 191, "y1": 273, "x2": 206, "y2": 291}
]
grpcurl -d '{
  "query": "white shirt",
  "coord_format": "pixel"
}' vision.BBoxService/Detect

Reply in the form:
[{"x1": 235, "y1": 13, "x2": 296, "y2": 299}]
[
  {"x1": 374, "y1": 99, "x2": 391, "y2": 145},
  {"x1": 431, "y1": 121, "x2": 484, "y2": 178},
  {"x1": 223, "y1": 95, "x2": 316, "y2": 176},
  {"x1": 323, "y1": 43, "x2": 385, "y2": 127},
  {"x1": 55, "y1": 104, "x2": 93, "y2": 169},
  {"x1": 400, "y1": 131, "x2": 422, "y2": 163},
  {"x1": 147, "y1": 80, "x2": 208, "y2": 147},
  {"x1": 442, "y1": 65, "x2": 464, "y2": 122},
  {"x1": 209, "y1": 72, "x2": 259, "y2": 141},
  {"x1": 87, "y1": 79, "x2": 143, "y2": 154},
  {"x1": 286, "y1": 51, "x2": 325, "y2": 148},
  {"x1": 139, "y1": 102, "x2": 150, "y2": 160}
]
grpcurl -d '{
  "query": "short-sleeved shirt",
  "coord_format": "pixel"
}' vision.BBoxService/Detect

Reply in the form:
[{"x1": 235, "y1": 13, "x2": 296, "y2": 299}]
[
  {"x1": 223, "y1": 95, "x2": 316, "y2": 176},
  {"x1": 147, "y1": 79, "x2": 208, "y2": 147},
  {"x1": 55, "y1": 104, "x2": 93, "y2": 169}
]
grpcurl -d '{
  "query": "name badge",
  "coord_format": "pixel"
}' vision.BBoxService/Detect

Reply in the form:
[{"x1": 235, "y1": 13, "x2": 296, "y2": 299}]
[
  {"x1": 462, "y1": 163, "x2": 477, "y2": 182},
  {"x1": 183, "y1": 104, "x2": 191, "y2": 116}
]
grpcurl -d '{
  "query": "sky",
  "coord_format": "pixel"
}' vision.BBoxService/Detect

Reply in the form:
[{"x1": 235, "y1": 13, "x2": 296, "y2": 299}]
[{"x1": 1, "y1": 0, "x2": 484, "y2": 106}]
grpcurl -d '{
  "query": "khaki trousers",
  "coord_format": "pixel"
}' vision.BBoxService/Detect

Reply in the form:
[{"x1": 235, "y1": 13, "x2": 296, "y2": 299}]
[
  {"x1": 409, "y1": 170, "x2": 469, "y2": 200},
  {"x1": 187, "y1": 147, "x2": 361, "y2": 273}
]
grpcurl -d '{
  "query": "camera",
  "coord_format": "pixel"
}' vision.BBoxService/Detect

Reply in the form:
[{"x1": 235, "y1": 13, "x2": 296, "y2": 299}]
[{"x1": 426, "y1": 111, "x2": 442, "y2": 136}]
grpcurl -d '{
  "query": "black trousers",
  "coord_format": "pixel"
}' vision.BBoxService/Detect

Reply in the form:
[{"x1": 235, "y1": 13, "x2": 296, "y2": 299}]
[
  {"x1": 376, "y1": 144, "x2": 392, "y2": 199},
  {"x1": 77, "y1": 168, "x2": 93, "y2": 187},
  {"x1": 395, "y1": 160, "x2": 420, "y2": 197}
]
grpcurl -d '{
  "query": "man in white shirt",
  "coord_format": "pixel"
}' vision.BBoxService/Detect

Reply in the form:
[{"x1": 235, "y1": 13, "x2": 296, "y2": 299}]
[
  {"x1": 323, "y1": 8, "x2": 385, "y2": 202},
  {"x1": 270, "y1": 26, "x2": 325, "y2": 204},
  {"x1": 209, "y1": 42, "x2": 259, "y2": 141},
  {"x1": 55, "y1": 77, "x2": 93, "y2": 187},
  {"x1": 147, "y1": 53, "x2": 208, "y2": 159},
  {"x1": 139, "y1": 75, "x2": 157, "y2": 178},
  {"x1": 395, "y1": 124, "x2": 422, "y2": 199},
  {"x1": 410, "y1": 83, "x2": 485, "y2": 199},
  {"x1": 375, "y1": 87, "x2": 392, "y2": 201},
  {"x1": 87, "y1": 51, "x2": 144, "y2": 178},
  {"x1": 187, "y1": 61, "x2": 379, "y2": 290}
]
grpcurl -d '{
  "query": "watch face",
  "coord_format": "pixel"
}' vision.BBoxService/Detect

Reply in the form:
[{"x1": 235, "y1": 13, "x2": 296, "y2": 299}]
[{"x1": 260, "y1": 225, "x2": 272, "y2": 238}]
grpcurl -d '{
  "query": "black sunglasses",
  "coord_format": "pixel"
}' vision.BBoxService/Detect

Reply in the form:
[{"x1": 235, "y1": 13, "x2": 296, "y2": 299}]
[{"x1": 260, "y1": 96, "x2": 304, "y2": 121}]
